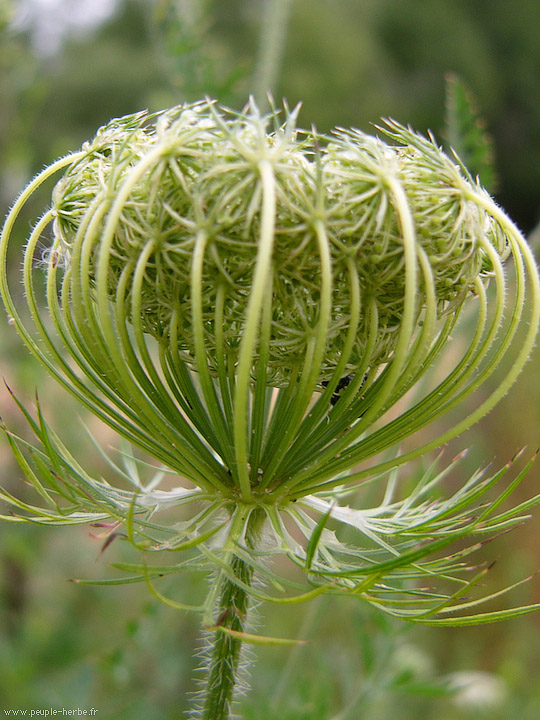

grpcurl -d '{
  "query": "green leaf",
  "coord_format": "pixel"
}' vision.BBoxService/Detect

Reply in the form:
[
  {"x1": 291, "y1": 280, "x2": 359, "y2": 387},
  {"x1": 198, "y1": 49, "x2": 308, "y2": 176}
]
[
  {"x1": 208, "y1": 625, "x2": 307, "y2": 647},
  {"x1": 444, "y1": 72, "x2": 497, "y2": 191},
  {"x1": 305, "y1": 501, "x2": 334, "y2": 570},
  {"x1": 414, "y1": 601, "x2": 540, "y2": 626}
]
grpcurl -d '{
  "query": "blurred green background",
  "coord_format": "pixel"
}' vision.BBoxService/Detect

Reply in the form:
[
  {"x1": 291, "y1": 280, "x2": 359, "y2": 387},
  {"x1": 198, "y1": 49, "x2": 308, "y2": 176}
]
[{"x1": 1, "y1": 1, "x2": 540, "y2": 717}]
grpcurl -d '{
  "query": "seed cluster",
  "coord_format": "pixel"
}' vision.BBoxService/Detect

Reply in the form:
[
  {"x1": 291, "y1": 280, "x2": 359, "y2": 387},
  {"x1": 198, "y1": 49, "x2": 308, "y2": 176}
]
[{"x1": 51, "y1": 101, "x2": 507, "y2": 386}]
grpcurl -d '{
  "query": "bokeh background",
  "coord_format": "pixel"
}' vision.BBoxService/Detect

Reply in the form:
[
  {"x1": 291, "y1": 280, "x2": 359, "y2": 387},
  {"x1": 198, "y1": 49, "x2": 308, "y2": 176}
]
[{"x1": 1, "y1": 1, "x2": 540, "y2": 717}]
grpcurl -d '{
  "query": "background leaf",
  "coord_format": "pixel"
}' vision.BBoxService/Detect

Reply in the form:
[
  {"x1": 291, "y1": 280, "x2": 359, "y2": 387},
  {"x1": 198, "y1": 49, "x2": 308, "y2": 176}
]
[{"x1": 444, "y1": 72, "x2": 497, "y2": 192}]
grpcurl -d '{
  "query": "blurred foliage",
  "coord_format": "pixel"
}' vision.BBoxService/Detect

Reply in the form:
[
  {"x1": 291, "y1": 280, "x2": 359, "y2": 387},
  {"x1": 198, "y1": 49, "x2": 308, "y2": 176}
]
[
  {"x1": 443, "y1": 73, "x2": 497, "y2": 192},
  {"x1": 1, "y1": 0, "x2": 540, "y2": 717}
]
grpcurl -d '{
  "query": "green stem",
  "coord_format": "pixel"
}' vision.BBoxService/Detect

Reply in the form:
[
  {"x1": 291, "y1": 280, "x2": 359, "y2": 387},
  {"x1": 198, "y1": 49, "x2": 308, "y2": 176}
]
[
  {"x1": 199, "y1": 510, "x2": 263, "y2": 720},
  {"x1": 253, "y1": 0, "x2": 294, "y2": 107},
  {"x1": 233, "y1": 160, "x2": 276, "y2": 501}
]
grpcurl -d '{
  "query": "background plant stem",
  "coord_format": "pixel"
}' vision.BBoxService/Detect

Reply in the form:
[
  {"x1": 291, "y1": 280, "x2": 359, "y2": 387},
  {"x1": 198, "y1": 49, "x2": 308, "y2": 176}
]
[{"x1": 253, "y1": 0, "x2": 294, "y2": 107}]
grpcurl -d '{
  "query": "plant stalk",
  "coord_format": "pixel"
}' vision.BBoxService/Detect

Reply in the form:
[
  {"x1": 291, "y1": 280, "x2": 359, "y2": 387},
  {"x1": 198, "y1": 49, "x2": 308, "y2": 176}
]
[
  {"x1": 253, "y1": 0, "x2": 294, "y2": 107},
  {"x1": 199, "y1": 510, "x2": 263, "y2": 720}
]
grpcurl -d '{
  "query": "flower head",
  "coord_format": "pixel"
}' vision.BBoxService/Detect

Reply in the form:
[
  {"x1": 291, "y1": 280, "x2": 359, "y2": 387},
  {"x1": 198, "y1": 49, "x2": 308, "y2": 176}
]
[
  {"x1": 1, "y1": 99, "x2": 539, "y2": 625},
  {"x1": 50, "y1": 101, "x2": 507, "y2": 386}
]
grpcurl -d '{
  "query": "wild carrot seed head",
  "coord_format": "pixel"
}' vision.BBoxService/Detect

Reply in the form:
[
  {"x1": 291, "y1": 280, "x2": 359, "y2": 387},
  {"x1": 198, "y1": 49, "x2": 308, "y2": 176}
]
[{"x1": 50, "y1": 100, "x2": 506, "y2": 386}]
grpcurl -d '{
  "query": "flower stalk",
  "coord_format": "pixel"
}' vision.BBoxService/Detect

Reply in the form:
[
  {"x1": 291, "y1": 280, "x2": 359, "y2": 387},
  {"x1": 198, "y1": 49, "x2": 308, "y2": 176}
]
[{"x1": 199, "y1": 508, "x2": 265, "y2": 720}]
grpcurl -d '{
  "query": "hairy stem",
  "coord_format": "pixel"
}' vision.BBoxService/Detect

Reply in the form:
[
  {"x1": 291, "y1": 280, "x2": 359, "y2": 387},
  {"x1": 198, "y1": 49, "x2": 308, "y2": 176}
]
[{"x1": 199, "y1": 511, "x2": 263, "y2": 720}]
